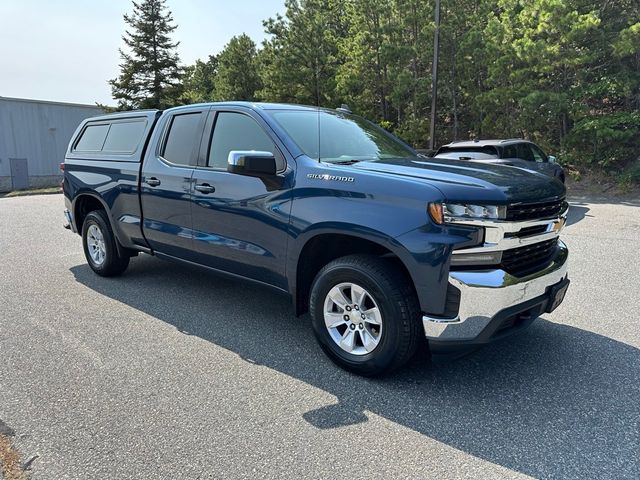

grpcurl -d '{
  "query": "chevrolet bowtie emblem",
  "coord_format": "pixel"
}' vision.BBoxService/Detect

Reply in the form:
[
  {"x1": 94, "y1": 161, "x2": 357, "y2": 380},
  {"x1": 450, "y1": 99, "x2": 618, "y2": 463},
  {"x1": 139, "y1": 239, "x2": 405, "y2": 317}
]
[{"x1": 553, "y1": 218, "x2": 565, "y2": 233}]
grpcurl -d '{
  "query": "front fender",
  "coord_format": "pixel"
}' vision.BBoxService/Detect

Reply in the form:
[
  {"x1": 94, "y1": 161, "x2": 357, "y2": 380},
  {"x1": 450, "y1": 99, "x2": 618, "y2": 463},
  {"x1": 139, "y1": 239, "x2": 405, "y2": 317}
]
[
  {"x1": 287, "y1": 221, "x2": 471, "y2": 316},
  {"x1": 286, "y1": 160, "x2": 479, "y2": 315}
]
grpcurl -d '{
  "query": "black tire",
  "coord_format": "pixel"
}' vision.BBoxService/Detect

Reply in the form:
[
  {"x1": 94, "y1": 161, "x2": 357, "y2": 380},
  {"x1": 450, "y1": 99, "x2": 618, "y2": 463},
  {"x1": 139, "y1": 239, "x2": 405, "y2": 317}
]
[
  {"x1": 309, "y1": 254, "x2": 421, "y2": 376},
  {"x1": 82, "y1": 210, "x2": 130, "y2": 277}
]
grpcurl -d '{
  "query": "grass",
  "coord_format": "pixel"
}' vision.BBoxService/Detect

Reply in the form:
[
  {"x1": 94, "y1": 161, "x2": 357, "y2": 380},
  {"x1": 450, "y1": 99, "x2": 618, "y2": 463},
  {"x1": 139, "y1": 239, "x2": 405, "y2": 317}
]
[
  {"x1": 2, "y1": 186, "x2": 62, "y2": 198},
  {"x1": 0, "y1": 434, "x2": 27, "y2": 480}
]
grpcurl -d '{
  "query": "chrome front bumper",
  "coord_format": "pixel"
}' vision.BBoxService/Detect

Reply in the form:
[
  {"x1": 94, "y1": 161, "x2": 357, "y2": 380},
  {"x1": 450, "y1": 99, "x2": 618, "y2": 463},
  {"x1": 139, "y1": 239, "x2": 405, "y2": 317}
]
[{"x1": 423, "y1": 240, "x2": 568, "y2": 342}]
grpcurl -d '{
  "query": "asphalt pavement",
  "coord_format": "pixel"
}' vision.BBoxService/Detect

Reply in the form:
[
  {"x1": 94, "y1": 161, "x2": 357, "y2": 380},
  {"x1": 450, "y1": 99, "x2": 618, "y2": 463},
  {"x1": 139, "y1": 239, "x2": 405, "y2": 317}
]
[{"x1": 0, "y1": 194, "x2": 638, "y2": 479}]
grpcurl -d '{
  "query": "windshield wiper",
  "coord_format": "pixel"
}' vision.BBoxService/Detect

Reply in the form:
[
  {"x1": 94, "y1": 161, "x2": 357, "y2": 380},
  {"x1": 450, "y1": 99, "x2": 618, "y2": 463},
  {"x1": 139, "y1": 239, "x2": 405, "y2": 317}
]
[
  {"x1": 330, "y1": 159, "x2": 363, "y2": 165},
  {"x1": 323, "y1": 158, "x2": 377, "y2": 165}
]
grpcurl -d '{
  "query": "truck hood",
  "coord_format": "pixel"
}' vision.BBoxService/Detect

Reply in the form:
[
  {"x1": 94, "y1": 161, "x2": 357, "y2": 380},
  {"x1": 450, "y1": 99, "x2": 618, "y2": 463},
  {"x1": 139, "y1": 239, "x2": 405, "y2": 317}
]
[{"x1": 350, "y1": 157, "x2": 565, "y2": 204}]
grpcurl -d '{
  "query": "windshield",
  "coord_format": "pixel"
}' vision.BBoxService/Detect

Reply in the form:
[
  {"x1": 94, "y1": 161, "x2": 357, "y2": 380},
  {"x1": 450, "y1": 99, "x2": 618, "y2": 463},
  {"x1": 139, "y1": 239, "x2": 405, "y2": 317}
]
[{"x1": 269, "y1": 110, "x2": 416, "y2": 162}]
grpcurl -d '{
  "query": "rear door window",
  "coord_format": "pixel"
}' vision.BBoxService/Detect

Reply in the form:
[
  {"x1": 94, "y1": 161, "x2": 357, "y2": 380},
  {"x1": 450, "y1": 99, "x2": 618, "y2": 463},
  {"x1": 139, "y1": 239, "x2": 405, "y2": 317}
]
[
  {"x1": 516, "y1": 143, "x2": 535, "y2": 162},
  {"x1": 161, "y1": 112, "x2": 204, "y2": 166},
  {"x1": 503, "y1": 145, "x2": 518, "y2": 158},
  {"x1": 530, "y1": 144, "x2": 547, "y2": 162}
]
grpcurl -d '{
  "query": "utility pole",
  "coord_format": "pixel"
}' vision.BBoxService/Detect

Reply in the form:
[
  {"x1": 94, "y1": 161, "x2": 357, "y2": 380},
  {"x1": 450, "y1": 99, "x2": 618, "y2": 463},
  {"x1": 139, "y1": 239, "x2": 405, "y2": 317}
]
[{"x1": 429, "y1": 0, "x2": 441, "y2": 151}]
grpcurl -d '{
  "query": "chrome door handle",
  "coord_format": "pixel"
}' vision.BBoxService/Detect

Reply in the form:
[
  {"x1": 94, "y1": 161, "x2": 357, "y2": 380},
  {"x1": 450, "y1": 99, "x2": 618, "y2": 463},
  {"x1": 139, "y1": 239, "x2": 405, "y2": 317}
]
[
  {"x1": 195, "y1": 183, "x2": 215, "y2": 194},
  {"x1": 146, "y1": 177, "x2": 161, "y2": 187}
]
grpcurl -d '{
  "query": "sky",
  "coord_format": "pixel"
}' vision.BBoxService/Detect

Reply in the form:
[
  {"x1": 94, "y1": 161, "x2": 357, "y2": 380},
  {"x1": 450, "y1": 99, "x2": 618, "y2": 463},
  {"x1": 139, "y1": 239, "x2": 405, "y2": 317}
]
[{"x1": 0, "y1": 0, "x2": 285, "y2": 105}]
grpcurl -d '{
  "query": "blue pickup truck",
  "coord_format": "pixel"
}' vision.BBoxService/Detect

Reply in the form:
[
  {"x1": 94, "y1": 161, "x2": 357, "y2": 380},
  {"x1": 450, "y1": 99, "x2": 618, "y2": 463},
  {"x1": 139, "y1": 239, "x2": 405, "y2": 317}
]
[{"x1": 63, "y1": 102, "x2": 570, "y2": 375}]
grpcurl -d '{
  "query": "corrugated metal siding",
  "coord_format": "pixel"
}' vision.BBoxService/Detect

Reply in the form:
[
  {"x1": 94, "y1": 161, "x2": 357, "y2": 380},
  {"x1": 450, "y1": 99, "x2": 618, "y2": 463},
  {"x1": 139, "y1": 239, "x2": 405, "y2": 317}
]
[{"x1": 0, "y1": 97, "x2": 103, "y2": 177}]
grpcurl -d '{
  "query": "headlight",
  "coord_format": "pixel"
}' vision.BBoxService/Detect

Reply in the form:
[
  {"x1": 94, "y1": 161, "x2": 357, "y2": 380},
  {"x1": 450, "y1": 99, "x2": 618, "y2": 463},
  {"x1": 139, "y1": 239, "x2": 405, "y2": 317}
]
[
  {"x1": 428, "y1": 202, "x2": 506, "y2": 224},
  {"x1": 445, "y1": 203, "x2": 505, "y2": 220}
]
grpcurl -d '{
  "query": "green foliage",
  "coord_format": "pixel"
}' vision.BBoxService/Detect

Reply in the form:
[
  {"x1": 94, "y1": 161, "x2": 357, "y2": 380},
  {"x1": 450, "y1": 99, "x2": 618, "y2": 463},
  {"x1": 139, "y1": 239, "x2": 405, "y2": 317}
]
[
  {"x1": 567, "y1": 112, "x2": 640, "y2": 168},
  {"x1": 259, "y1": 0, "x2": 347, "y2": 106},
  {"x1": 620, "y1": 159, "x2": 640, "y2": 186},
  {"x1": 181, "y1": 56, "x2": 218, "y2": 103},
  {"x1": 214, "y1": 34, "x2": 262, "y2": 101},
  {"x1": 613, "y1": 22, "x2": 640, "y2": 57},
  {"x1": 110, "y1": 0, "x2": 183, "y2": 110}
]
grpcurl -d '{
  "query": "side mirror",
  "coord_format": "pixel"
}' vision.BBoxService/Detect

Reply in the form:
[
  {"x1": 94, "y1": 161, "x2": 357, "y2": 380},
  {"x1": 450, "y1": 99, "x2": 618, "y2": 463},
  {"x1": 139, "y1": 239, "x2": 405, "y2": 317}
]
[
  {"x1": 548, "y1": 155, "x2": 557, "y2": 164},
  {"x1": 227, "y1": 151, "x2": 277, "y2": 176}
]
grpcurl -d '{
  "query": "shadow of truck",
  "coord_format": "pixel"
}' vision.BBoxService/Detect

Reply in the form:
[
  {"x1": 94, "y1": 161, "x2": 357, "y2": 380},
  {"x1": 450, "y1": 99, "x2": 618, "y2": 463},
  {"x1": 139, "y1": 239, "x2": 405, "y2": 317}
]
[{"x1": 71, "y1": 256, "x2": 639, "y2": 480}]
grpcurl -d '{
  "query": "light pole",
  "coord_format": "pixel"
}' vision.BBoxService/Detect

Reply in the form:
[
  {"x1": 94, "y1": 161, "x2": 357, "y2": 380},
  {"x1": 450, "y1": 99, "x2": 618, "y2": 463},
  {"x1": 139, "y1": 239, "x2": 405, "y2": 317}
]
[{"x1": 429, "y1": 0, "x2": 441, "y2": 151}]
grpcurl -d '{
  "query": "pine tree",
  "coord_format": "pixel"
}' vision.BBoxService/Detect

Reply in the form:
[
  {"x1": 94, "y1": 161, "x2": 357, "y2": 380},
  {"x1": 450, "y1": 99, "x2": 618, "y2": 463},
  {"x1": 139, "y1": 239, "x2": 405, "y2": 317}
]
[
  {"x1": 214, "y1": 35, "x2": 261, "y2": 101},
  {"x1": 109, "y1": 0, "x2": 183, "y2": 110},
  {"x1": 182, "y1": 55, "x2": 218, "y2": 103},
  {"x1": 259, "y1": 0, "x2": 347, "y2": 106}
]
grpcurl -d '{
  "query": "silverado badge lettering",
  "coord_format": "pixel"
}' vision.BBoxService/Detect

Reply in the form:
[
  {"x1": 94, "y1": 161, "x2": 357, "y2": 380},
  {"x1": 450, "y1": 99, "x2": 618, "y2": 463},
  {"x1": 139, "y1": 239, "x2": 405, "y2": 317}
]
[{"x1": 307, "y1": 173, "x2": 355, "y2": 182}]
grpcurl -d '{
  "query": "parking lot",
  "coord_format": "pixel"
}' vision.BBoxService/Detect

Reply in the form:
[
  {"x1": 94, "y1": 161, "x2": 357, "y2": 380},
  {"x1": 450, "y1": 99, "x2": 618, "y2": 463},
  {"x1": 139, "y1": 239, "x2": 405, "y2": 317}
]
[{"x1": 0, "y1": 193, "x2": 638, "y2": 479}]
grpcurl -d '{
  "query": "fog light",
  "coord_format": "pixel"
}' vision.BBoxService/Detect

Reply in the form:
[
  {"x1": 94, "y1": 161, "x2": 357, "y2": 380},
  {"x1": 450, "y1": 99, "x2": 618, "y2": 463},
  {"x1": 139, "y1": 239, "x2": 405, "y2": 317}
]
[{"x1": 450, "y1": 251, "x2": 502, "y2": 266}]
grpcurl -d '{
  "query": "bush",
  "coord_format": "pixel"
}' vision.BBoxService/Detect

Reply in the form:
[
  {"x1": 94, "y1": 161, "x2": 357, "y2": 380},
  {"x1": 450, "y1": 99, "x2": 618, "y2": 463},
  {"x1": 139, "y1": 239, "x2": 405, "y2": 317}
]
[{"x1": 565, "y1": 112, "x2": 640, "y2": 170}]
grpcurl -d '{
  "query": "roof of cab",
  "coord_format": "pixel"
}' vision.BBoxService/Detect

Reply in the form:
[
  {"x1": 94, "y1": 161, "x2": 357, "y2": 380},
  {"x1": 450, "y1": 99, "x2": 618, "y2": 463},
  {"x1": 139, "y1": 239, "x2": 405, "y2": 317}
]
[
  {"x1": 435, "y1": 151, "x2": 498, "y2": 160},
  {"x1": 79, "y1": 109, "x2": 160, "y2": 122},
  {"x1": 441, "y1": 139, "x2": 533, "y2": 148},
  {"x1": 164, "y1": 101, "x2": 325, "y2": 113},
  {"x1": 89, "y1": 102, "x2": 337, "y2": 120}
]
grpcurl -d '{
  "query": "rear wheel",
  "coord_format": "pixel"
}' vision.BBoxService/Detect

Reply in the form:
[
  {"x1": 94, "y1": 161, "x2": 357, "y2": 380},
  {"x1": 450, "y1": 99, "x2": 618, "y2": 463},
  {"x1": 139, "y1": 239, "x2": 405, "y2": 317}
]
[
  {"x1": 309, "y1": 255, "x2": 421, "y2": 376},
  {"x1": 82, "y1": 210, "x2": 130, "y2": 276}
]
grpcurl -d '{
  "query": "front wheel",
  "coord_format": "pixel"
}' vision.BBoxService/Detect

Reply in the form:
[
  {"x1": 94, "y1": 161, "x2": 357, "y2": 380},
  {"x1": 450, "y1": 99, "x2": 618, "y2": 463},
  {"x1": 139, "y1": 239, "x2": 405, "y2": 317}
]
[
  {"x1": 82, "y1": 210, "x2": 130, "y2": 277},
  {"x1": 309, "y1": 255, "x2": 422, "y2": 376}
]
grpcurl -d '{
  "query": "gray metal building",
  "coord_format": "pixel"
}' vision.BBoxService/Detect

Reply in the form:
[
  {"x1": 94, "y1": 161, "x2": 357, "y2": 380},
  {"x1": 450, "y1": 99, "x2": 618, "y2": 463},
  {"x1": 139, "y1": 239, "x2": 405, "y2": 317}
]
[{"x1": 0, "y1": 97, "x2": 103, "y2": 192}]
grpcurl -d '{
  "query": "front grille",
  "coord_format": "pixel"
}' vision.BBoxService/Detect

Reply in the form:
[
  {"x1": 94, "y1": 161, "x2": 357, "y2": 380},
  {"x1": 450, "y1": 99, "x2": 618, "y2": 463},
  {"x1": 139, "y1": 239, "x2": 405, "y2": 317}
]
[
  {"x1": 506, "y1": 198, "x2": 567, "y2": 221},
  {"x1": 505, "y1": 224, "x2": 548, "y2": 238},
  {"x1": 501, "y1": 238, "x2": 559, "y2": 277}
]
